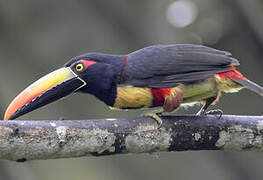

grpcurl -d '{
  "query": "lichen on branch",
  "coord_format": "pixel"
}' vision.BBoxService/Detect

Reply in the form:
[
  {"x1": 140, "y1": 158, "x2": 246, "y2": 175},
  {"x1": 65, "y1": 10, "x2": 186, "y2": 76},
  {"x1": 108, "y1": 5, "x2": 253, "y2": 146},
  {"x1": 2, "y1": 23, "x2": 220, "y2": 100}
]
[{"x1": 0, "y1": 115, "x2": 262, "y2": 162}]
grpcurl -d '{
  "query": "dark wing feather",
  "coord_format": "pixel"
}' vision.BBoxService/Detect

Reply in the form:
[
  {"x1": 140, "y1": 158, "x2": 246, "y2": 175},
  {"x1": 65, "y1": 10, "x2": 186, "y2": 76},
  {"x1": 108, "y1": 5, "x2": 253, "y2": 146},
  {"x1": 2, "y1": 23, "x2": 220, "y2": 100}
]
[{"x1": 122, "y1": 44, "x2": 239, "y2": 88}]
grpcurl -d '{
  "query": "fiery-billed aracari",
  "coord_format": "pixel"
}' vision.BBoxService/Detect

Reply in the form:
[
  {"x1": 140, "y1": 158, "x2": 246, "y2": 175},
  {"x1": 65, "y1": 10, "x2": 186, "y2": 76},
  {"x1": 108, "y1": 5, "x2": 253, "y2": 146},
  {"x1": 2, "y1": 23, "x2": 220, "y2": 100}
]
[{"x1": 4, "y1": 44, "x2": 263, "y2": 125}]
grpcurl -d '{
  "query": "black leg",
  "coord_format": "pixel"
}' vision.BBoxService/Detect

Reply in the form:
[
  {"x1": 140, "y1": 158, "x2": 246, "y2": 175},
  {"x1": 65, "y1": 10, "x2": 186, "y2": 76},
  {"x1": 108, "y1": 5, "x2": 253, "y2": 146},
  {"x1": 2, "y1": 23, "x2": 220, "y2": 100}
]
[
  {"x1": 196, "y1": 96, "x2": 217, "y2": 115},
  {"x1": 196, "y1": 96, "x2": 223, "y2": 118}
]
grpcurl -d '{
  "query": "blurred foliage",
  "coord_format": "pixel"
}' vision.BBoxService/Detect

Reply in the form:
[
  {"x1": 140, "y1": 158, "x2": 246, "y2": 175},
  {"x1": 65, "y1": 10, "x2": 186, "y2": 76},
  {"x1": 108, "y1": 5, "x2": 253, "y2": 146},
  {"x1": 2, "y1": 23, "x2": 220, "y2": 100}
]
[{"x1": 0, "y1": 0, "x2": 263, "y2": 180}]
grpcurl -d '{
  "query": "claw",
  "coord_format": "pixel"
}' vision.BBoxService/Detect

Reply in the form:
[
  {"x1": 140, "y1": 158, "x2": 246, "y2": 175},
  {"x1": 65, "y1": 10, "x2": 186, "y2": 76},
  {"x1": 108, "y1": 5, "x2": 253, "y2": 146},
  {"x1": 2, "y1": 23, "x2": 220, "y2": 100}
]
[
  {"x1": 144, "y1": 112, "x2": 163, "y2": 129},
  {"x1": 196, "y1": 109, "x2": 223, "y2": 119},
  {"x1": 205, "y1": 109, "x2": 223, "y2": 119}
]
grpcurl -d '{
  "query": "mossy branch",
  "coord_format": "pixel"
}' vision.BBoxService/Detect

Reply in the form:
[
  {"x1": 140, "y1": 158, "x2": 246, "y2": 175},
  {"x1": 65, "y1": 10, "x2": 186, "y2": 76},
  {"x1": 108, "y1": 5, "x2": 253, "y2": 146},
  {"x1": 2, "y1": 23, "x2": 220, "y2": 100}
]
[{"x1": 0, "y1": 115, "x2": 263, "y2": 162}]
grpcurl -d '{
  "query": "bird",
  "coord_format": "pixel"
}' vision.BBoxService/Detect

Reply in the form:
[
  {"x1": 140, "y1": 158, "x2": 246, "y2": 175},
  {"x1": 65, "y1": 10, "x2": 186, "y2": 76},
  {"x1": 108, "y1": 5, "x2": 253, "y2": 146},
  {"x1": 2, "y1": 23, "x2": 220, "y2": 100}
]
[{"x1": 4, "y1": 44, "x2": 263, "y2": 126}]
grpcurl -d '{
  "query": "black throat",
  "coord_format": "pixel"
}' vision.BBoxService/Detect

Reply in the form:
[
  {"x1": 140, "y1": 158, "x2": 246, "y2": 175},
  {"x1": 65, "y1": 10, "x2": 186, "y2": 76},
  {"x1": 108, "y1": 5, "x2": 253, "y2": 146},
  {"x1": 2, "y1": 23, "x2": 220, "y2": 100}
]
[
  {"x1": 78, "y1": 63, "x2": 118, "y2": 106},
  {"x1": 89, "y1": 83, "x2": 117, "y2": 106}
]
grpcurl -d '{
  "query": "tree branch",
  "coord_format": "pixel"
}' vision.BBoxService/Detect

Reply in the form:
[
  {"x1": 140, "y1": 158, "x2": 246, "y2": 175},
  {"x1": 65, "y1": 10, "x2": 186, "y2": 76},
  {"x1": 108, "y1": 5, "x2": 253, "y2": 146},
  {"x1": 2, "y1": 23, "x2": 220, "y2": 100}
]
[{"x1": 0, "y1": 115, "x2": 263, "y2": 162}]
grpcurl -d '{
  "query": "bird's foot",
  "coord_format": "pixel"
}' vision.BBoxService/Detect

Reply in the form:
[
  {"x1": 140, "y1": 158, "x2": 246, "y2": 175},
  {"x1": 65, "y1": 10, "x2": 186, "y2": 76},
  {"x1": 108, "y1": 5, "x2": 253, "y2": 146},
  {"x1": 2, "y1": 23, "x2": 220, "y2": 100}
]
[
  {"x1": 143, "y1": 110, "x2": 163, "y2": 129},
  {"x1": 196, "y1": 109, "x2": 223, "y2": 119},
  {"x1": 205, "y1": 109, "x2": 223, "y2": 119},
  {"x1": 144, "y1": 113, "x2": 163, "y2": 129}
]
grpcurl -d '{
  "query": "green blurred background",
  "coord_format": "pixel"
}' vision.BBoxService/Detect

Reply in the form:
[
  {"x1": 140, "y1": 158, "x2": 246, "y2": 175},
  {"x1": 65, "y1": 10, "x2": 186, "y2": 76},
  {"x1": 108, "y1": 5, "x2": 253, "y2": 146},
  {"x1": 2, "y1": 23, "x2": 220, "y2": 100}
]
[{"x1": 0, "y1": 0, "x2": 263, "y2": 179}]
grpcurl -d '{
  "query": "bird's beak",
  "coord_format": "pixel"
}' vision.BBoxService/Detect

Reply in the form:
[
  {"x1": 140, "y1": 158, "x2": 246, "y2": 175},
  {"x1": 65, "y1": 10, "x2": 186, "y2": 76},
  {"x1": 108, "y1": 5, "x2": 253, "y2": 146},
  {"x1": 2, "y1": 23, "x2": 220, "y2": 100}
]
[{"x1": 4, "y1": 67, "x2": 86, "y2": 120}]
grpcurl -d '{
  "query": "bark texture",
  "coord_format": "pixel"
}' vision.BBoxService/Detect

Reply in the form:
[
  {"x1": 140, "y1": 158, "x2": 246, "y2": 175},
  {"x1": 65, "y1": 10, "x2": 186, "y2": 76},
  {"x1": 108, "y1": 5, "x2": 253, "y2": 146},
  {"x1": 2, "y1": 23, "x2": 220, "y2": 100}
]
[{"x1": 0, "y1": 115, "x2": 263, "y2": 162}]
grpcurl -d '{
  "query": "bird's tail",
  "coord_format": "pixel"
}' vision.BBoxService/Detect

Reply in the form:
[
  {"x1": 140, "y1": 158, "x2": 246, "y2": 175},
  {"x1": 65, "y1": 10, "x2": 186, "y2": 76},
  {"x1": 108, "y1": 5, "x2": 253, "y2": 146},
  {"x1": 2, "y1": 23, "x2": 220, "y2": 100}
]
[
  {"x1": 217, "y1": 65, "x2": 263, "y2": 96},
  {"x1": 232, "y1": 78, "x2": 263, "y2": 96}
]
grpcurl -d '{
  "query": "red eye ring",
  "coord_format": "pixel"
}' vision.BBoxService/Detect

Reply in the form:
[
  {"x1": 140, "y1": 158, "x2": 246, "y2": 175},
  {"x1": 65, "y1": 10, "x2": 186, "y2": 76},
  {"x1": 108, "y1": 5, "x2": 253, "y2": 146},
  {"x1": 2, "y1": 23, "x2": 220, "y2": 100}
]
[{"x1": 78, "y1": 60, "x2": 96, "y2": 70}]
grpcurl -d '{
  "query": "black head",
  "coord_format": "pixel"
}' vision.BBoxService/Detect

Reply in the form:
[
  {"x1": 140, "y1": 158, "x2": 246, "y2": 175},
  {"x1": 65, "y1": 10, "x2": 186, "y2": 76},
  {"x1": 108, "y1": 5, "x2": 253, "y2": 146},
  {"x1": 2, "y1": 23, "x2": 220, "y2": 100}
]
[
  {"x1": 65, "y1": 52, "x2": 123, "y2": 69},
  {"x1": 4, "y1": 53, "x2": 122, "y2": 120},
  {"x1": 65, "y1": 54, "x2": 121, "y2": 105}
]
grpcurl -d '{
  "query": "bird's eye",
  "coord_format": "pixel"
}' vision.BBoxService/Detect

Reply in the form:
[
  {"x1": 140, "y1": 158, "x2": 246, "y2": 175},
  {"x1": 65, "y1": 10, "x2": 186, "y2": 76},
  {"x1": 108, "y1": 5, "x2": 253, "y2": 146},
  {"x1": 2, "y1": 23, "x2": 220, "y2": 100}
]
[{"x1": 75, "y1": 64, "x2": 84, "y2": 72}]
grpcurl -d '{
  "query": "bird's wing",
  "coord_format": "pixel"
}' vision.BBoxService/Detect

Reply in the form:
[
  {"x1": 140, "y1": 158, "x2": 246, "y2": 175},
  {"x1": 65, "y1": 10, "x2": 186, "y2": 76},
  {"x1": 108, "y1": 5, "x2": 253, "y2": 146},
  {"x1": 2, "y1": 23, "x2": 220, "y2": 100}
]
[{"x1": 123, "y1": 44, "x2": 239, "y2": 88}]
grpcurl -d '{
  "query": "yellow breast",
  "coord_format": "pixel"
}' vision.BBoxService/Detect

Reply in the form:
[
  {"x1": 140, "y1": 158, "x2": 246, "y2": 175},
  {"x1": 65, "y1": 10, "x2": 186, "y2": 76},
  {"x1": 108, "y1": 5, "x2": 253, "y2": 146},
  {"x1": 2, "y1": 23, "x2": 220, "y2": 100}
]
[{"x1": 113, "y1": 86, "x2": 153, "y2": 109}]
